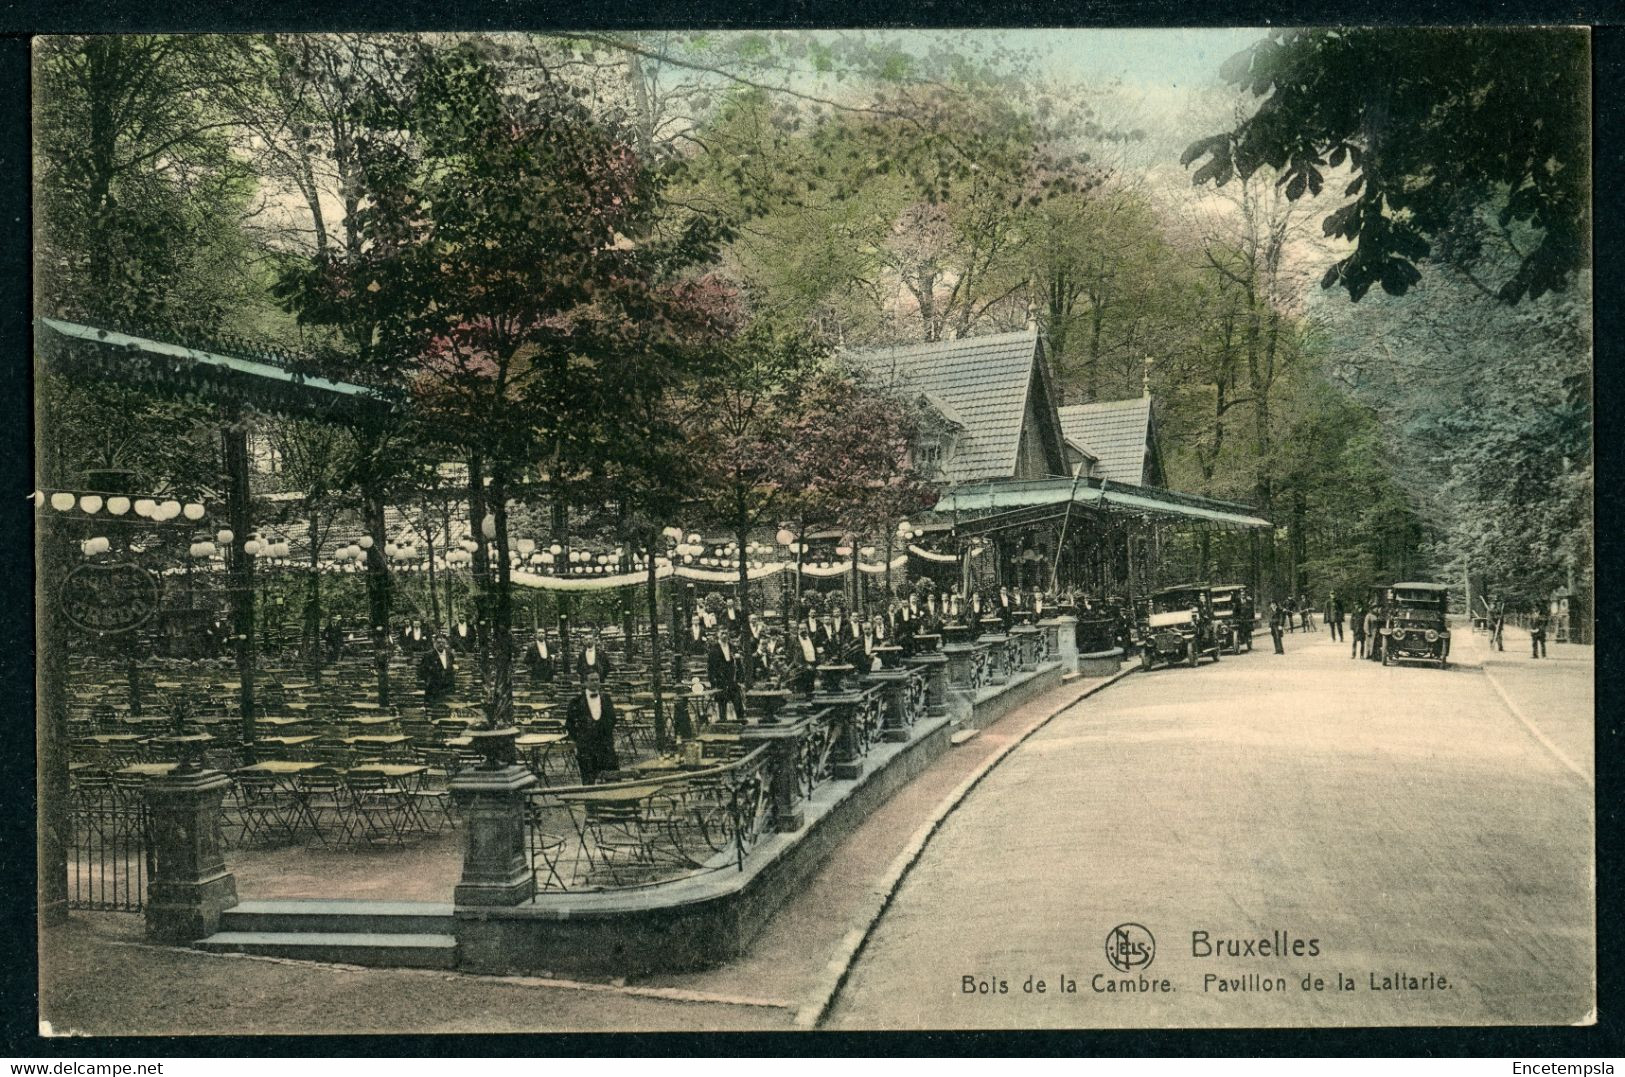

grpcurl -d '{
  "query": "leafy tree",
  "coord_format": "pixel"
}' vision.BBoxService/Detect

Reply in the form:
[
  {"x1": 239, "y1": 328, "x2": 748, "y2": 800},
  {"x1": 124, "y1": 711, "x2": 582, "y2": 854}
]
[
  {"x1": 1182, "y1": 28, "x2": 1589, "y2": 303},
  {"x1": 279, "y1": 41, "x2": 731, "y2": 724}
]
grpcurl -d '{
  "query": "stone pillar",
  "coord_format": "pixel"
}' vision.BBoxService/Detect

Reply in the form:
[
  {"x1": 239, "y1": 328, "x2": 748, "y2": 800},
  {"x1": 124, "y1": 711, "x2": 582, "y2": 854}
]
[
  {"x1": 862, "y1": 669, "x2": 914, "y2": 743},
  {"x1": 905, "y1": 652, "x2": 948, "y2": 716},
  {"x1": 815, "y1": 687, "x2": 871, "y2": 781},
  {"x1": 143, "y1": 770, "x2": 238, "y2": 943},
  {"x1": 451, "y1": 764, "x2": 539, "y2": 907},
  {"x1": 941, "y1": 643, "x2": 980, "y2": 691},
  {"x1": 1050, "y1": 614, "x2": 1079, "y2": 673},
  {"x1": 1010, "y1": 625, "x2": 1041, "y2": 672},
  {"x1": 740, "y1": 717, "x2": 810, "y2": 832},
  {"x1": 981, "y1": 633, "x2": 1011, "y2": 685}
]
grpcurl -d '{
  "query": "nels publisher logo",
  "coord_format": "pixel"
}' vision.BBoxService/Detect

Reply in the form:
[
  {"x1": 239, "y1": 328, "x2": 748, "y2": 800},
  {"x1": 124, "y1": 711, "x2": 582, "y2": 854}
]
[{"x1": 1105, "y1": 923, "x2": 1156, "y2": 972}]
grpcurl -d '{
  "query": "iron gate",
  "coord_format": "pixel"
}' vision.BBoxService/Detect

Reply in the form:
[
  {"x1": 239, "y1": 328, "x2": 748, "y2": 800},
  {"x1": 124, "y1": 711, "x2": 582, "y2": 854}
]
[{"x1": 68, "y1": 780, "x2": 152, "y2": 912}]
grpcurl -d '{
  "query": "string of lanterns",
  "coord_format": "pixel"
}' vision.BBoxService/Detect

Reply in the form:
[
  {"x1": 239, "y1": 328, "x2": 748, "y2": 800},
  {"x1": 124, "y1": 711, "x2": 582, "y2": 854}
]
[{"x1": 33, "y1": 490, "x2": 208, "y2": 521}]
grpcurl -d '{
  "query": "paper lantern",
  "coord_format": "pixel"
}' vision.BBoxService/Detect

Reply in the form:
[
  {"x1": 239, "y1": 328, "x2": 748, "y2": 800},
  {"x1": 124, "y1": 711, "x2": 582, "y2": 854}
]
[
  {"x1": 79, "y1": 494, "x2": 103, "y2": 514},
  {"x1": 517, "y1": 538, "x2": 536, "y2": 556},
  {"x1": 687, "y1": 532, "x2": 701, "y2": 544},
  {"x1": 183, "y1": 502, "x2": 205, "y2": 521},
  {"x1": 540, "y1": 552, "x2": 554, "y2": 565},
  {"x1": 662, "y1": 526, "x2": 682, "y2": 541},
  {"x1": 133, "y1": 498, "x2": 155, "y2": 517},
  {"x1": 160, "y1": 499, "x2": 181, "y2": 519},
  {"x1": 244, "y1": 539, "x2": 261, "y2": 556},
  {"x1": 51, "y1": 492, "x2": 75, "y2": 512},
  {"x1": 481, "y1": 515, "x2": 497, "y2": 539},
  {"x1": 107, "y1": 496, "x2": 130, "y2": 515},
  {"x1": 860, "y1": 546, "x2": 875, "y2": 558},
  {"x1": 358, "y1": 535, "x2": 373, "y2": 549}
]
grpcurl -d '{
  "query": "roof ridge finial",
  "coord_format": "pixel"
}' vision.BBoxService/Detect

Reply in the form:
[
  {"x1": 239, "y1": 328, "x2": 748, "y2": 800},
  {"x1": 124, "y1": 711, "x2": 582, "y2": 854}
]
[{"x1": 1142, "y1": 355, "x2": 1153, "y2": 400}]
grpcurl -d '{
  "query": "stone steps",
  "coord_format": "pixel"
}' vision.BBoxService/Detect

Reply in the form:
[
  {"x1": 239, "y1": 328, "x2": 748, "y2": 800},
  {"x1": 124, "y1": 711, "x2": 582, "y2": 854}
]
[
  {"x1": 194, "y1": 899, "x2": 459, "y2": 968},
  {"x1": 218, "y1": 898, "x2": 456, "y2": 935},
  {"x1": 196, "y1": 929, "x2": 457, "y2": 969}
]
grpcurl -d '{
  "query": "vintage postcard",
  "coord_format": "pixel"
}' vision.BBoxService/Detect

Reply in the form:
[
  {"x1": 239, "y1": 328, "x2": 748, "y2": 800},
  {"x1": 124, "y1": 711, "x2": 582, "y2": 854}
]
[{"x1": 33, "y1": 27, "x2": 1593, "y2": 1035}]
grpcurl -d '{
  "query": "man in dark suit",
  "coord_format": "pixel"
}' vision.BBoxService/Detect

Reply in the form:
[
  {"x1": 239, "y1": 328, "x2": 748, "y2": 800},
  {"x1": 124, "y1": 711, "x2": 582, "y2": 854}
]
[
  {"x1": 790, "y1": 623, "x2": 822, "y2": 697},
  {"x1": 707, "y1": 630, "x2": 746, "y2": 722},
  {"x1": 523, "y1": 628, "x2": 555, "y2": 685},
  {"x1": 564, "y1": 672, "x2": 619, "y2": 784},
  {"x1": 893, "y1": 599, "x2": 917, "y2": 658},
  {"x1": 417, "y1": 633, "x2": 456, "y2": 703},
  {"x1": 575, "y1": 627, "x2": 612, "y2": 682},
  {"x1": 452, "y1": 620, "x2": 476, "y2": 654}
]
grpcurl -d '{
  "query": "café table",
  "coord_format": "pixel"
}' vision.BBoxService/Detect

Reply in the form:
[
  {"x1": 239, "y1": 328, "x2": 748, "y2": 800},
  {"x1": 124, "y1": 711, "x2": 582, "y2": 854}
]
[
  {"x1": 343, "y1": 734, "x2": 410, "y2": 748},
  {"x1": 235, "y1": 761, "x2": 327, "y2": 843},
  {"x1": 87, "y1": 734, "x2": 147, "y2": 745},
  {"x1": 259, "y1": 715, "x2": 312, "y2": 729},
  {"x1": 255, "y1": 735, "x2": 320, "y2": 749},
  {"x1": 117, "y1": 762, "x2": 182, "y2": 778},
  {"x1": 238, "y1": 760, "x2": 324, "y2": 776},
  {"x1": 347, "y1": 714, "x2": 400, "y2": 729}
]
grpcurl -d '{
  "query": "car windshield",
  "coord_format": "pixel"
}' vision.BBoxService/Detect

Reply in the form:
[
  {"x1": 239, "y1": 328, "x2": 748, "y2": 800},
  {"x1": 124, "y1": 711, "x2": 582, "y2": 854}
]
[{"x1": 1151, "y1": 592, "x2": 1202, "y2": 613}]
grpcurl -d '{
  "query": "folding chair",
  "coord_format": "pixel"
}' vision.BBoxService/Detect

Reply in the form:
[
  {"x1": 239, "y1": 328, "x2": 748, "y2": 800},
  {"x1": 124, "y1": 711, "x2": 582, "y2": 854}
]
[{"x1": 343, "y1": 773, "x2": 410, "y2": 846}]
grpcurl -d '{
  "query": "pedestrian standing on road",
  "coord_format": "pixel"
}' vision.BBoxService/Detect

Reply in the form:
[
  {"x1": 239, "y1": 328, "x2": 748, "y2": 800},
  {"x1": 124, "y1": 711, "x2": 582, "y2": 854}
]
[
  {"x1": 1492, "y1": 605, "x2": 1506, "y2": 652},
  {"x1": 1350, "y1": 603, "x2": 1366, "y2": 658},
  {"x1": 1283, "y1": 595, "x2": 1298, "y2": 633},
  {"x1": 1326, "y1": 592, "x2": 1344, "y2": 641},
  {"x1": 1363, "y1": 606, "x2": 1381, "y2": 662},
  {"x1": 1530, "y1": 608, "x2": 1550, "y2": 659},
  {"x1": 1269, "y1": 602, "x2": 1286, "y2": 654}
]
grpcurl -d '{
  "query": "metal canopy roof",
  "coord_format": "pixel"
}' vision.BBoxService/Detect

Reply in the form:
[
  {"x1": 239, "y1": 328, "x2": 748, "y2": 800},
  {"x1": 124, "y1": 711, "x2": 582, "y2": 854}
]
[
  {"x1": 931, "y1": 476, "x2": 1271, "y2": 532},
  {"x1": 37, "y1": 317, "x2": 400, "y2": 424}
]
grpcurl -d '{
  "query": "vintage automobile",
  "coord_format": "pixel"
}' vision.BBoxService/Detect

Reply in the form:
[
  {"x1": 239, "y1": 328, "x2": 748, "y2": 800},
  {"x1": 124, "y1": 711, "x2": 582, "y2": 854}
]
[
  {"x1": 1136, "y1": 585, "x2": 1223, "y2": 670},
  {"x1": 1379, "y1": 582, "x2": 1452, "y2": 668},
  {"x1": 1209, "y1": 584, "x2": 1255, "y2": 654}
]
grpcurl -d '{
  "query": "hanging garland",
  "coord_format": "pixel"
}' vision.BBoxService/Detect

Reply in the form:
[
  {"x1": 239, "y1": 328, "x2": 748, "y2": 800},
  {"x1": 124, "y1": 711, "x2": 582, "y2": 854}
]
[{"x1": 857, "y1": 554, "x2": 909, "y2": 574}]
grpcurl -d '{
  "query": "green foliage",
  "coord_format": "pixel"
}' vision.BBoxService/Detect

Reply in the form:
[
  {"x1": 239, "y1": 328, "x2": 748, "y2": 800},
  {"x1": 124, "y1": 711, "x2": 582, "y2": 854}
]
[
  {"x1": 34, "y1": 36, "x2": 273, "y2": 332},
  {"x1": 1184, "y1": 28, "x2": 1589, "y2": 303}
]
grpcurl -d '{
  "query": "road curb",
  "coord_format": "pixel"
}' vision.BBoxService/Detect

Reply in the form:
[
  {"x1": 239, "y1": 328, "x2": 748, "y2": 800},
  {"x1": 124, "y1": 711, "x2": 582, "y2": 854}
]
[
  {"x1": 1479, "y1": 661, "x2": 1591, "y2": 789},
  {"x1": 793, "y1": 663, "x2": 1139, "y2": 1028}
]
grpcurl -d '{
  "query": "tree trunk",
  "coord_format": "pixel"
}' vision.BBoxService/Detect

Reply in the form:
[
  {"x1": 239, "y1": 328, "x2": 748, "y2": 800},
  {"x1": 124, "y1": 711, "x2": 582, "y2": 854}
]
[
  {"x1": 422, "y1": 502, "x2": 441, "y2": 633},
  {"x1": 223, "y1": 422, "x2": 258, "y2": 754},
  {"x1": 361, "y1": 486, "x2": 391, "y2": 708},
  {"x1": 304, "y1": 511, "x2": 322, "y2": 679},
  {"x1": 551, "y1": 494, "x2": 572, "y2": 672},
  {"x1": 736, "y1": 519, "x2": 752, "y2": 687},
  {"x1": 645, "y1": 537, "x2": 667, "y2": 748},
  {"x1": 467, "y1": 452, "x2": 493, "y2": 717},
  {"x1": 37, "y1": 512, "x2": 71, "y2": 926},
  {"x1": 488, "y1": 463, "x2": 515, "y2": 729}
]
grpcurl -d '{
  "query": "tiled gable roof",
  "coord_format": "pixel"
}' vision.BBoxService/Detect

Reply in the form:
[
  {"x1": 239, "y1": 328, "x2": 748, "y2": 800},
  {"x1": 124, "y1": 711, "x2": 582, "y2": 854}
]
[
  {"x1": 845, "y1": 330, "x2": 1042, "y2": 483},
  {"x1": 1057, "y1": 397, "x2": 1153, "y2": 485}
]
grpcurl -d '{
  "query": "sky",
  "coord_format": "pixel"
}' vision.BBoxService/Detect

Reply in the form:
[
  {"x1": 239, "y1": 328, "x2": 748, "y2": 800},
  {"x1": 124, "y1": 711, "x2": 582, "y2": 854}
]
[{"x1": 986, "y1": 28, "x2": 1270, "y2": 88}]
